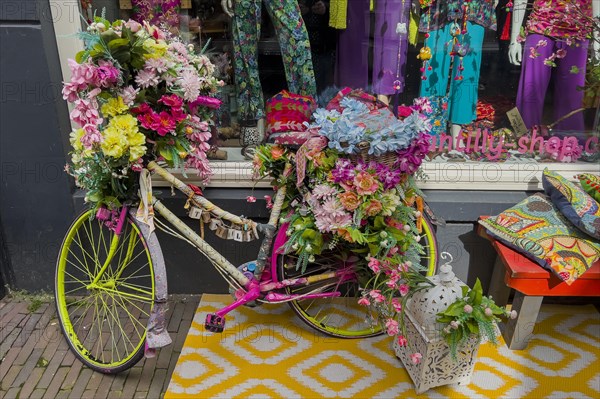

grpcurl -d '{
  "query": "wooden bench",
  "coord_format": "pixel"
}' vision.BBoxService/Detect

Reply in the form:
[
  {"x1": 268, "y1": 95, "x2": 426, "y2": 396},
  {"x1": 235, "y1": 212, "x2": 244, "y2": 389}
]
[{"x1": 477, "y1": 217, "x2": 600, "y2": 350}]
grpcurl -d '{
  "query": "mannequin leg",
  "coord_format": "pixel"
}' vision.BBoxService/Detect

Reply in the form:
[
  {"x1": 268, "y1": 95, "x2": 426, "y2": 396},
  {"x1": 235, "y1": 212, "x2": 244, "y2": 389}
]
[
  {"x1": 231, "y1": 0, "x2": 264, "y2": 121},
  {"x1": 515, "y1": 34, "x2": 554, "y2": 129},
  {"x1": 419, "y1": 24, "x2": 452, "y2": 99},
  {"x1": 264, "y1": 0, "x2": 317, "y2": 99},
  {"x1": 372, "y1": 0, "x2": 411, "y2": 96},
  {"x1": 335, "y1": 0, "x2": 369, "y2": 89},
  {"x1": 447, "y1": 22, "x2": 484, "y2": 126},
  {"x1": 553, "y1": 39, "x2": 588, "y2": 131}
]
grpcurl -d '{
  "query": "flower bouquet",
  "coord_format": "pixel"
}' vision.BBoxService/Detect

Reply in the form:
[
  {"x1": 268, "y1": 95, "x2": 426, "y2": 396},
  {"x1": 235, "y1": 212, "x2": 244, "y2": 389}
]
[
  {"x1": 63, "y1": 16, "x2": 223, "y2": 210},
  {"x1": 254, "y1": 94, "x2": 434, "y2": 339}
]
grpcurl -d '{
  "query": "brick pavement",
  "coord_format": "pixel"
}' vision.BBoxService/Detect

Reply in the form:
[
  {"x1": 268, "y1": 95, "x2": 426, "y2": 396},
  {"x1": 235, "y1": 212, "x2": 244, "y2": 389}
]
[{"x1": 0, "y1": 295, "x2": 200, "y2": 399}]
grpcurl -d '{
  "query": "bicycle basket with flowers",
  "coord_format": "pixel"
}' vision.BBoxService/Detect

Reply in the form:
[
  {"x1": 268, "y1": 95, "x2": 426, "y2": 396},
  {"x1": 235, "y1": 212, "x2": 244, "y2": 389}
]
[
  {"x1": 253, "y1": 93, "x2": 435, "y2": 338},
  {"x1": 63, "y1": 16, "x2": 223, "y2": 211}
]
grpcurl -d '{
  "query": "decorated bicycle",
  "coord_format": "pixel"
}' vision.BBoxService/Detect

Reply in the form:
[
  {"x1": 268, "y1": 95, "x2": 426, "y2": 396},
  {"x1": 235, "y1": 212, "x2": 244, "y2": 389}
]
[{"x1": 55, "y1": 15, "x2": 438, "y2": 374}]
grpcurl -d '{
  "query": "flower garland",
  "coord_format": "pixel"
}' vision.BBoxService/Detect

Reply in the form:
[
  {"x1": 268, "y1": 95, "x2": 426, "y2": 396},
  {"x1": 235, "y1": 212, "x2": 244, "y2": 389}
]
[{"x1": 63, "y1": 17, "x2": 224, "y2": 210}]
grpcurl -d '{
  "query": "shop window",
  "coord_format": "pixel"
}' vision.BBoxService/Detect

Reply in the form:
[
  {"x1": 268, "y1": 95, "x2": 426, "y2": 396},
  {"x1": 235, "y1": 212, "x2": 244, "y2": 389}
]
[{"x1": 76, "y1": 0, "x2": 598, "y2": 175}]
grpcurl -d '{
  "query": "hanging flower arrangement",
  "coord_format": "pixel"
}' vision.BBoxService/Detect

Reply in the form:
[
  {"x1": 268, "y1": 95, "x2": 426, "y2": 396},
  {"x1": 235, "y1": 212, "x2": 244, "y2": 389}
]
[{"x1": 63, "y1": 16, "x2": 224, "y2": 210}]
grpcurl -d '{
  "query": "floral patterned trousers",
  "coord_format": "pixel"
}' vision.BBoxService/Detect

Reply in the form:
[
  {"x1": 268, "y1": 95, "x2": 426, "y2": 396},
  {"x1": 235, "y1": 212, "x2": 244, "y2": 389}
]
[{"x1": 231, "y1": 0, "x2": 317, "y2": 121}]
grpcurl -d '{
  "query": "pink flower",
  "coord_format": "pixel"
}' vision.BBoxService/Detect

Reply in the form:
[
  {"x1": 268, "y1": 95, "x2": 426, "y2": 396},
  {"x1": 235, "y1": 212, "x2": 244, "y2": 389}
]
[
  {"x1": 120, "y1": 85, "x2": 139, "y2": 106},
  {"x1": 131, "y1": 103, "x2": 151, "y2": 114},
  {"x1": 62, "y1": 82, "x2": 79, "y2": 102},
  {"x1": 368, "y1": 257, "x2": 381, "y2": 273},
  {"x1": 124, "y1": 19, "x2": 142, "y2": 32},
  {"x1": 190, "y1": 95, "x2": 223, "y2": 110},
  {"x1": 392, "y1": 298, "x2": 402, "y2": 313},
  {"x1": 135, "y1": 69, "x2": 160, "y2": 88},
  {"x1": 397, "y1": 106, "x2": 413, "y2": 118},
  {"x1": 397, "y1": 335, "x2": 407, "y2": 347},
  {"x1": 450, "y1": 320, "x2": 460, "y2": 329},
  {"x1": 246, "y1": 196, "x2": 256, "y2": 203},
  {"x1": 368, "y1": 290, "x2": 385, "y2": 303},
  {"x1": 484, "y1": 308, "x2": 493, "y2": 317},
  {"x1": 385, "y1": 319, "x2": 399, "y2": 336},
  {"x1": 555, "y1": 48, "x2": 567, "y2": 59},
  {"x1": 178, "y1": 69, "x2": 201, "y2": 101},
  {"x1": 510, "y1": 310, "x2": 518, "y2": 319},
  {"x1": 80, "y1": 124, "x2": 102, "y2": 148},
  {"x1": 410, "y1": 353, "x2": 422, "y2": 364},
  {"x1": 96, "y1": 60, "x2": 120, "y2": 88},
  {"x1": 138, "y1": 111, "x2": 158, "y2": 130},
  {"x1": 159, "y1": 94, "x2": 184, "y2": 109},
  {"x1": 358, "y1": 297, "x2": 371, "y2": 306},
  {"x1": 464, "y1": 304, "x2": 473, "y2": 314},
  {"x1": 170, "y1": 107, "x2": 187, "y2": 122},
  {"x1": 144, "y1": 57, "x2": 168, "y2": 73},
  {"x1": 264, "y1": 195, "x2": 273, "y2": 210},
  {"x1": 399, "y1": 284, "x2": 410, "y2": 297},
  {"x1": 70, "y1": 98, "x2": 101, "y2": 127},
  {"x1": 68, "y1": 59, "x2": 98, "y2": 87},
  {"x1": 151, "y1": 111, "x2": 176, "y2": 136},
  {"x1": 536, "y1": 39, "x2": 548, "y2": 47},
  {"x1": 354, "y1": 172, "x2": 379, "y2": 195}
]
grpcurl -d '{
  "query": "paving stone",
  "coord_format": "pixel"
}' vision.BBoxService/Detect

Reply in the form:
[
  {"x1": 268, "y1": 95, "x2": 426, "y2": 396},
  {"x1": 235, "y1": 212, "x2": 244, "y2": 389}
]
[
  {"x1": 109, "y1": 369, "x2": 129, "y2": 392},
  {"x1": 94, "y1": 372, "x2": 117, "y2": 399},
  {"x1": 84, "y1": 368, "x2": 103, "y2": 392},
  {"x1": 135, "y1": 353, "x2": 158, "y2": 393},
  {"x1": 13, "y1": 333, "x2": 39, "y2": 365},
  {"x1": 120, "y1": 366, "x2": 142, "y2": 399},
  {"x1": 0, "y1": 347, "x2": 21, "y2": 381},
  {"x1": 36, "y1": 350, "x2": 68, "y2": 390},
  {"x1": 42, "y1": 367, "x2": 69, "y2": 399},
  {"x1": 55, "y1": 389, "x2": 70, "y2": 399},
  {"x1": 12, "y1": 348, "x2": 44, "y2": 388},
  {"x1": 59, "y1": 358, "x2": 83, "y2": 391},
  {"x1": 18, "y1": 312, "x2": 43, "y2": 345},
  {"x1": 18, "y1": 366, "x2": 44, "y2": 399},
  {"x1": 134, "y1": 390, "x2": 148, "y2": 399},
  {"x1": 81, "y1": 389, "x2": 98, "y2": 399},
  {"x1": 182, "y1": 298, "x2": 199, "y2": 321},
  {"x1": 167, "y1": 302, "x2": 185, "y2": 333},
  {"x1": 60, "y1": 349, "x2": 75, "y2": 367},
  {"x1": 4, "y1": 386, "x2": 20, "y2": 399},
  {"x1": 29, "y1": 388, "x2": 46, "y2": 399},
  {"x1": 0, "y1": 326, "x2": 23, "y2": 358},
  {"x1": 40, "y1": 324, "x2": 62, "y2": 362},
  {"x1": 67, "y1": 368, "x2": 93, "y2": 399},
  {"x1": 0, "y1": 302, "x2": 27, "y2": 327},
  {"x1": 1, "y1": 365, "x2": 22, "y2": 391},
  {"x1": 156, "y1": 346, "x2": 171, "y2": 370},
  {"x1": 148, "y1": 368, "x2": 167, "y2": 399}
]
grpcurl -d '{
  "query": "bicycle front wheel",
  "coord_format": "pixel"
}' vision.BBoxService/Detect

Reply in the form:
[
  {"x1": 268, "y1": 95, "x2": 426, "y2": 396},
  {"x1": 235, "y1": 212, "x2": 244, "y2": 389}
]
[{"x1": 55, "y1": 210, "x2": 155, "y2": 373}]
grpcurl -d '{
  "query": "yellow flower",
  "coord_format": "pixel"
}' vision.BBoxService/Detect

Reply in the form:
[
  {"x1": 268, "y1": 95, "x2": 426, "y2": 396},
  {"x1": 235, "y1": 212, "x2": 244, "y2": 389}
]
[
  {"x1": 128, "y1": 131, "x2": 147, "y2": 161},
  {"x1": 101, "y1": 97, "x2": 128, "y2": 118},
  {"x1": 143, "y1": 38, "x2": 168, "y2": 59},
  {"x1": 101, "y1": 126, "x2": 127, "y2": 158},
  {"x1": 110, "y1": 114, "x2": 139, "y2": 135},
  {"x1": 69, "y1": 129, "x2": 85, "y2": 151}
]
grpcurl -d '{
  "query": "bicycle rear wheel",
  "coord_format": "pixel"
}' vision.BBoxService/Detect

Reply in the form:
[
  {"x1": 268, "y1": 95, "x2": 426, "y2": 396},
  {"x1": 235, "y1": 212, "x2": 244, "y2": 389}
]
[
  {"x1": 55, "y1": 210, "x2": 155, "y2": 373},
  {"x1": 419, "y1": 215, "x2": 438, "y2": 277}
]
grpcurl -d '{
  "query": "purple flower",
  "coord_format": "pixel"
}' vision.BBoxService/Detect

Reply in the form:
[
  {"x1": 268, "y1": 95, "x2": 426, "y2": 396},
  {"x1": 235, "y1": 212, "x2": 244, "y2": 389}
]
[{"x1": 96, "y1": 60, "x2": 120, "y2": 88}]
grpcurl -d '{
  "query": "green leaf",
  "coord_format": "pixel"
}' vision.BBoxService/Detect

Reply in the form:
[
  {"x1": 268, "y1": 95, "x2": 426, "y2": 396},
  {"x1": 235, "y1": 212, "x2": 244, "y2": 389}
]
[
  {"x1": 373, "y1": 216, "x2": 385, "y2": 230},
  {"x1": 471, "y1": 279, "x2": 483, "y2": 305},
  {"x1": 75, "y1": 51, "x2": 87, "y2": 63},
  {"x1": 466, "y1": 320, "x2": 479, "y2": 334},
  {"x1": 108, "y1": 38, "x2": 129, "y2": 50},
  {"x1": 442, "y1": 301, "x2": 465, "y2": 316},
  {"x1": 159, "y1": 147, "x2": 173, "y2": 161},
  {"x1": 461, "y1": 285, "x2": 469, "y2": 297}
]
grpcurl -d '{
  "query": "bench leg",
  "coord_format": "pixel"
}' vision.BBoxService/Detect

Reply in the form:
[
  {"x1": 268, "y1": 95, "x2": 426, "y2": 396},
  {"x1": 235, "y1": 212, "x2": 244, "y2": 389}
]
[
  {"x1": 502, "y1": 292, "x2": 543, "y2": 350},
  {"x1": 488, "y1": 256, "x2": 511, "y2": 306}
]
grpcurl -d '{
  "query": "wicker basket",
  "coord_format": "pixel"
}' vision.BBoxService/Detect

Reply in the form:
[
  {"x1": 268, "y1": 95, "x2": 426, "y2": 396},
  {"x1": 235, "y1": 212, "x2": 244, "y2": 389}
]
[{"x1": 350, "y1": 141, "x2": 397, "y2": 168}]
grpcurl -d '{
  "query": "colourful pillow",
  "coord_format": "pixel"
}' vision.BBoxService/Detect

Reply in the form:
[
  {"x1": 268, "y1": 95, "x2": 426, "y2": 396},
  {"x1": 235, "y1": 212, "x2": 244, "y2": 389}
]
[
  {"x1": 542, "y1": 169, "x2": 600, "y2": 239},
  {"x1": 578, "y1": 174, "x2": 600, "y2": 203},
  {"x1": 265, "y1": 91, "x2": 316, "y2": 136},
  {"x1": 479, "y1": 193, "x2": 600, "y2": 285}
]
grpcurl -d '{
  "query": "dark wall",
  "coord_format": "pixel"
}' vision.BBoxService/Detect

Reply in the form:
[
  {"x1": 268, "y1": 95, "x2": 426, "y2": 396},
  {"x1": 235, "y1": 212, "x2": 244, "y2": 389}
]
[{"x1": 0, "y1": 0, "x2": 76, "y2": 293}]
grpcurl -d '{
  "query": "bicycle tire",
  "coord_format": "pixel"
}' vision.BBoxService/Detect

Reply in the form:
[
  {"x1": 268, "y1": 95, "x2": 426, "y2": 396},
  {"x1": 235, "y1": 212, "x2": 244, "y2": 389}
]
[
  {"x1": 55, "y1": 209, "x2": 155, "y2": 373},
  {"x1": 419, "y1": 215, "x2": 439, "y2": 277}
]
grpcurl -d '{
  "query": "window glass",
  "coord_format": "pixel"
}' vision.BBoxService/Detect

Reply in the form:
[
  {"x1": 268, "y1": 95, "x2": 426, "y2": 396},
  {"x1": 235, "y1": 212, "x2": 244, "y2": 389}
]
[{"x1": 84, "y1": 0, "x2": 599, "y2": 166}]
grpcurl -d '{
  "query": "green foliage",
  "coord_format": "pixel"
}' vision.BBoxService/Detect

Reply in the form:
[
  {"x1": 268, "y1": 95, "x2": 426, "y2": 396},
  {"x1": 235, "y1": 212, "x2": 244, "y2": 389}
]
[{"x1": 437, "y1": 278, "x2": 513, "y2": 361}]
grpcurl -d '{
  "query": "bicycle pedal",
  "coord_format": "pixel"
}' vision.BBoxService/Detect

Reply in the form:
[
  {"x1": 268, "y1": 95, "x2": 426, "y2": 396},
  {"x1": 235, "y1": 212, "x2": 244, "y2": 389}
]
[{"x1": 205, "y1": 313, "x2": 225, "y2": 333}]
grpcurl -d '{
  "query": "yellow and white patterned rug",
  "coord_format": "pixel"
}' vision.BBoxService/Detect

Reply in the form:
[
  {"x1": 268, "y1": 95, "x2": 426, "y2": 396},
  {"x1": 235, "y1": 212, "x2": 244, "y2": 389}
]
[{"x1": 165, "y1": 294, "x2": 600, "y2": 398}]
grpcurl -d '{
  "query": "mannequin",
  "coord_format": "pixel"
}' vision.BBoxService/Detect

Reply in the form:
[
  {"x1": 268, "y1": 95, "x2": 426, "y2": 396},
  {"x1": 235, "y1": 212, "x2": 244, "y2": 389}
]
[
  {"x1": 509, "y1": 0, "x2": 599, "y2": 131},
  {"x1": 418, "y1": 0, "x2": 499, "y2": 141},
  {"x1": 221, "y1": 0, "x2": 317, "y2": 156},
  {"x1": 335, "y1": 0, "x2": 413, "y2": 104}
]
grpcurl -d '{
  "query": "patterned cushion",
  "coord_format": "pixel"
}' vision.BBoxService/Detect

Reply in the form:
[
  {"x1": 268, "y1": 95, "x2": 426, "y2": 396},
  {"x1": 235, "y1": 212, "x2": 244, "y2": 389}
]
[
  {"x1": 479, "y1": 193, "x2": 600, "y2": 285},
  {"x1": 265, "y1": 91, "x2": 316, "y2": 136},
  {"x1": 542, "y1": 169, "x2": 600, "y2": 239},
  {"x1": 578, "y1": 173, "x2": 600, "y2": 203},
  {"x1": 414, "y1": 96, "x2": 448, "y2": 136},
  {"x1": 325, "y1": 87, "x2": 388, "y2": 113}
]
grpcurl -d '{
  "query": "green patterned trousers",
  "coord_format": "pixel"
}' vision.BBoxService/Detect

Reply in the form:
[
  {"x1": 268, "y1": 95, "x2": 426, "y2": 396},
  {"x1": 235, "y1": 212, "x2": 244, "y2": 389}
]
[{"x1": 231, "y1": 0, "x2": 317, "y2": 121}]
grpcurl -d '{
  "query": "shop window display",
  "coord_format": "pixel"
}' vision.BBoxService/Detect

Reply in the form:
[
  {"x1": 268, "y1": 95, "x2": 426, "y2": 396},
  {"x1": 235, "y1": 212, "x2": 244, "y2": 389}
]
[{"x1": 80, "y1": 0, "x2": 598, "y2": 169}]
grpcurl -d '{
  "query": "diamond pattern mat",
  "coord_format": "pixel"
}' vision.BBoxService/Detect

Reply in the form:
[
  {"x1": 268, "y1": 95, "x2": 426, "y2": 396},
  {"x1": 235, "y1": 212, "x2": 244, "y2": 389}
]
[{"x1": 165, "y1": 294, "x2": 600, "y2": 398}]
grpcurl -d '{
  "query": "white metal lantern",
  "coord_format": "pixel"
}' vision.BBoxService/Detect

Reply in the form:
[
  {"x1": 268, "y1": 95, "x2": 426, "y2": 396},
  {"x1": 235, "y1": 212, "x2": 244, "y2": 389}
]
[{"x1": 394, "y1": 253, "x2": 481, "y2": 394}]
